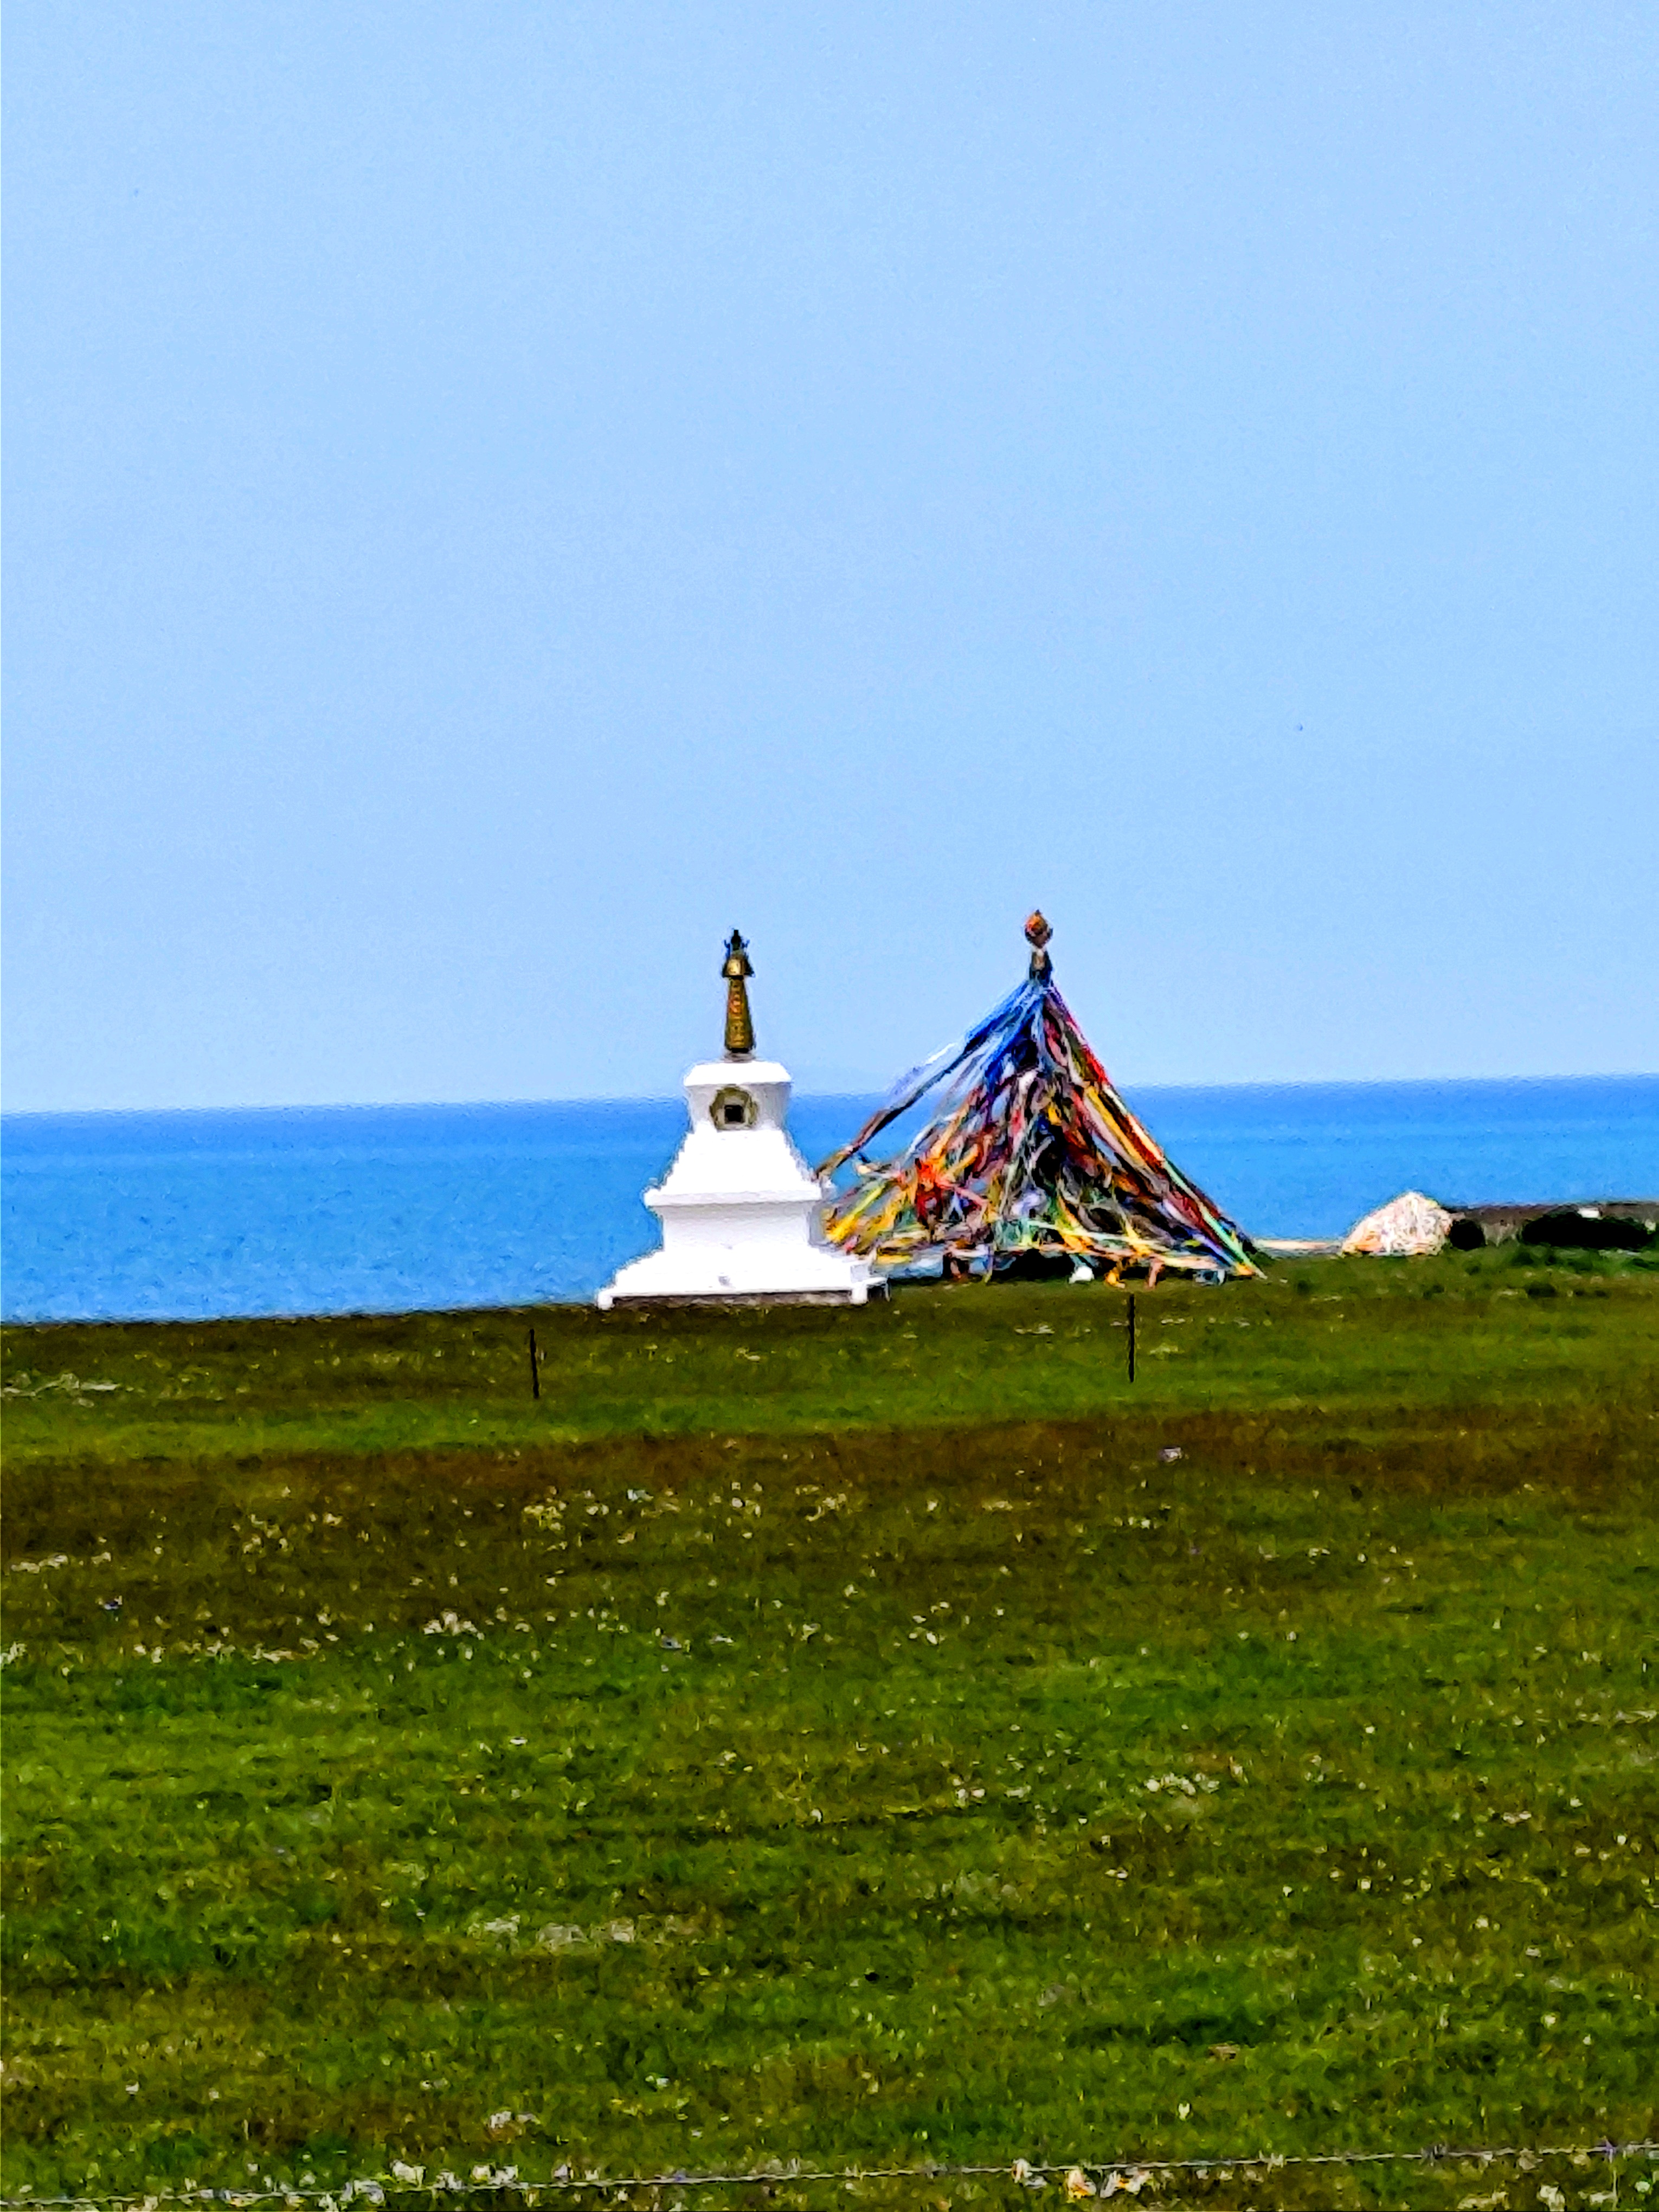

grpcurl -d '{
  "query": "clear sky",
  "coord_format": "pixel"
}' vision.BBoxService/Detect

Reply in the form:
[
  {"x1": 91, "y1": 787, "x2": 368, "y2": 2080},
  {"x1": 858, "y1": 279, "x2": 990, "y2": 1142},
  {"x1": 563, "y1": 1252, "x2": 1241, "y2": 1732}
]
[{"x1": 5, "y1": 2, "x2": 1656, "y2": 1111}]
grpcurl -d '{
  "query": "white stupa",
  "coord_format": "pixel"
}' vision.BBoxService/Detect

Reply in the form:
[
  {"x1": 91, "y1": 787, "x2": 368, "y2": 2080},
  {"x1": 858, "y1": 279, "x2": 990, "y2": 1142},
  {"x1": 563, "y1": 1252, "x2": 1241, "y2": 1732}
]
[{"x1": 595, "y1": 931, "x2": 883, "y2": 1310}]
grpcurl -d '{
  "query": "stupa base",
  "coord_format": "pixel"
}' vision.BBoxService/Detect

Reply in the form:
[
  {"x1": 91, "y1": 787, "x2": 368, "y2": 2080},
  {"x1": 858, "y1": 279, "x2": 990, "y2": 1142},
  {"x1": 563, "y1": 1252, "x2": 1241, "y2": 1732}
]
[
  {"x1": 595, "y1": 1233, "x2": 885, "y2": 1311},
  {"x1": 602, "y1": 1284, "x2": 885, "y2": 1310}
]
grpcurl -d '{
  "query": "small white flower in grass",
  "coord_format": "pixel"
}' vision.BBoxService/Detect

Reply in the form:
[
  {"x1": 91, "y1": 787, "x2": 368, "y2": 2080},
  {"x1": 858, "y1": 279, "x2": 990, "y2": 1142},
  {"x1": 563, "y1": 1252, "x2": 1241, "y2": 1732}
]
[
  {"x1": 538, "y1": 1921, "x2": 586, "y2": 1951},
  {"x1": 390, "y1": 2166, "x2": 424, "y2": 2186}
]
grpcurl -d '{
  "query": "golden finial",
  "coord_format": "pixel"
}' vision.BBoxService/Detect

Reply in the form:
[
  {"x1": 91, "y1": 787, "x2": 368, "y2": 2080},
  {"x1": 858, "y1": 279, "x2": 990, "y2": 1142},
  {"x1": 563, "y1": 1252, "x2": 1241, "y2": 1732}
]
[
  {"x1": 721, "y1": 929, "x2": 755, "y2": 1057},
  {"x1": 1024, "y1": 909, "x2": 1053, "y2": 982}
]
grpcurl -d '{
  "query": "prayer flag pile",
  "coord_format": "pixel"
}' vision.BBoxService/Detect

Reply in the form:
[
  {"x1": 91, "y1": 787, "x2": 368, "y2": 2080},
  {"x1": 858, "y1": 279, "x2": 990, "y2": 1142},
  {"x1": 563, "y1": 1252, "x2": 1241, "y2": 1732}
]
[{"x1": 817, "y1": 914, "x2": 1257, "y2": 1283}]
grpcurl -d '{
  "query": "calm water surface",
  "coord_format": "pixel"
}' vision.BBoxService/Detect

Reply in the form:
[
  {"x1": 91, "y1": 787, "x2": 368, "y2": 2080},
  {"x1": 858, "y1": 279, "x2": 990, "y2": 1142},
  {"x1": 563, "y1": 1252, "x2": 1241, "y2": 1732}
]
[{"x1": 4, "y1": 1077, "x2": 1655, "y2": 1322}]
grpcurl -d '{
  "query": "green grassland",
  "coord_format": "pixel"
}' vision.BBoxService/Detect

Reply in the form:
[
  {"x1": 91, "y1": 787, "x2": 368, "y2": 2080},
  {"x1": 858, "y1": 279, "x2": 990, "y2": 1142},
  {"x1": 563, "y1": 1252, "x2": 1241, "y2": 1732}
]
[{"x1": 3, "y1": 1244, "x2": 1657, "y2": 2209}]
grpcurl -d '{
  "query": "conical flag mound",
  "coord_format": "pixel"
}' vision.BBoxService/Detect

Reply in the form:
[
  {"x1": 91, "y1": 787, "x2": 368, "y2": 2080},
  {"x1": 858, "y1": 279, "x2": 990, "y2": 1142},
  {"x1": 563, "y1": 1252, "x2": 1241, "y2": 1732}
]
[{"x1": 816, "y1": 915, "x2": 1257, "y2": 1283}]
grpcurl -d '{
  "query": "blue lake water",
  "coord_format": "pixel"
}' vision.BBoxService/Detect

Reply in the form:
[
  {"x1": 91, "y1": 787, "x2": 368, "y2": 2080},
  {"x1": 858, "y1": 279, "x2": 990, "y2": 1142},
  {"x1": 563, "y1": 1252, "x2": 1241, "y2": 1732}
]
[{"x1": 3, "y1": 1077, "x2": 1656, "y2": 1322}]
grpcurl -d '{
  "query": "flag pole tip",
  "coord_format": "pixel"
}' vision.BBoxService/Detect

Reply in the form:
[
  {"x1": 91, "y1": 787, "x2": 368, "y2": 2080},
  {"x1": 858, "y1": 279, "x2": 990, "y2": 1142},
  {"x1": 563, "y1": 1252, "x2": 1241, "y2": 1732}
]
[{"x1": 1024, "y1": 910, "x2": 1053, "y2": 981}]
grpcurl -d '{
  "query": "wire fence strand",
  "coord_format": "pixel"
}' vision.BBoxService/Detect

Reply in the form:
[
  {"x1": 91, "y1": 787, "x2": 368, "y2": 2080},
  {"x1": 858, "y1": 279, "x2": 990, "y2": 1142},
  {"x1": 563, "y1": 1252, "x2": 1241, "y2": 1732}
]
[{"x1": 5, "y1": 2135, "x2": 1653, "y2": 2208}]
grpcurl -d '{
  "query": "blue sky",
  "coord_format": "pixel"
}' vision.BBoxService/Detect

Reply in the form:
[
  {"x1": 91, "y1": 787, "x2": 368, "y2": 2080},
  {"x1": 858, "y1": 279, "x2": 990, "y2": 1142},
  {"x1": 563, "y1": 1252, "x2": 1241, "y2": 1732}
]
[{"x1": 5, "y1": 2, "x2": 1656, "y2": 1110}]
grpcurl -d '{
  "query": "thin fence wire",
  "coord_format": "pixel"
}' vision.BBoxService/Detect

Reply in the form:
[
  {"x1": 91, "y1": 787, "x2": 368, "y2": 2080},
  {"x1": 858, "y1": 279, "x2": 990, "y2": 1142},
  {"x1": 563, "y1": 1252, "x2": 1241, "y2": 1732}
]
[{"x1": 5, "y1": 2136, "x2": 1652, "y2": 2208}]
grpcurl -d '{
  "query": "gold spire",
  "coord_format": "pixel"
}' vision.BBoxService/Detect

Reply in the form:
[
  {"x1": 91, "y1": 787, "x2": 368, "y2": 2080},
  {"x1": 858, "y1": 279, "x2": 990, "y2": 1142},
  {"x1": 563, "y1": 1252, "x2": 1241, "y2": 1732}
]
[
  {"x1": 722, "y1": 929, "x2": 755, "y2": 1057},
  {"x1": 1025, "y1": 909, "x2": 1053, "y2": 982}
]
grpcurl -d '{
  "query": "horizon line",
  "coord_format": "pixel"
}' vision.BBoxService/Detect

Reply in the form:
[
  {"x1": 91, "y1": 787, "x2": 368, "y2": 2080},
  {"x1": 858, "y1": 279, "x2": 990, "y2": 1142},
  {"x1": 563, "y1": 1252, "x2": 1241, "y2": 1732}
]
[{"x1": 4, "y1": 1069, "x2": 1658, "y2": 1123}]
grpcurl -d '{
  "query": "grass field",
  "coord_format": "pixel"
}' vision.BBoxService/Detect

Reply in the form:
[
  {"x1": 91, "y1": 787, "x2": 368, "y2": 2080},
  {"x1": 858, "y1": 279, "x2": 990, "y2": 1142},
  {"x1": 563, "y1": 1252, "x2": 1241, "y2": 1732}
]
[{"x1": 3, "y1": 1242, "x2": 1657, "y2": 2209}]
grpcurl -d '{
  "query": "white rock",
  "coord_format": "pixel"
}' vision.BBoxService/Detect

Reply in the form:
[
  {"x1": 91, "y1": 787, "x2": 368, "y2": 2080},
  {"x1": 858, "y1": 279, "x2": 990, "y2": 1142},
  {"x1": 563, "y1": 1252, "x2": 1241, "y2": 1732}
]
[{"x1": 1340, "y1": 1189, "x2": 1453, "y2": 1257}]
